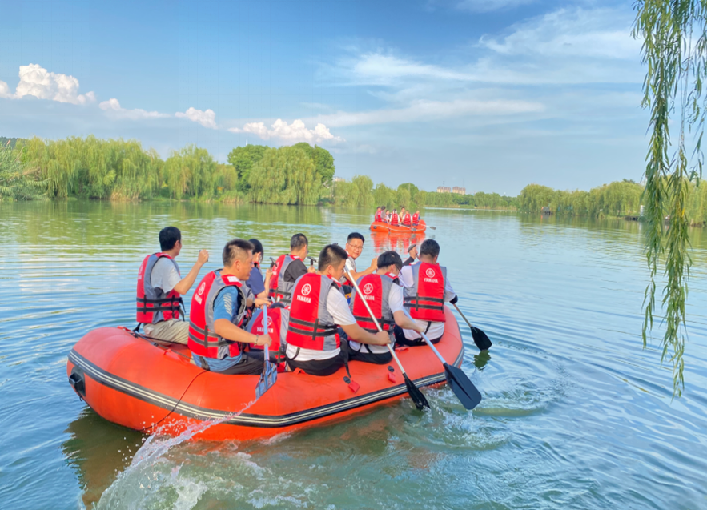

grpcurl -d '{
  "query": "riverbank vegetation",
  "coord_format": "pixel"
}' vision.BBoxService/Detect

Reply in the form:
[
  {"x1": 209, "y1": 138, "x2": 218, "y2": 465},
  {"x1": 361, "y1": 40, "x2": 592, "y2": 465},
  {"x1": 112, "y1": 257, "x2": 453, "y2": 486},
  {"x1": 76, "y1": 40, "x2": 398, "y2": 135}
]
[{"x1": 0, "y1": 142, "x2": 46, "y2": 201}]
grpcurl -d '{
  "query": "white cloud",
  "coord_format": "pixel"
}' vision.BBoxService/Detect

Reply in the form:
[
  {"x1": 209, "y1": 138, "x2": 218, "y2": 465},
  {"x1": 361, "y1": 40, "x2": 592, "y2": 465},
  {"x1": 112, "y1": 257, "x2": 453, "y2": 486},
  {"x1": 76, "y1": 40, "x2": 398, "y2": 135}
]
[
  {"x1": 175, "y1": 107, "x2": 217, "y2": 129},
  {"x1": 0, "y1": 80, "x2": 11, "y2": 98},
  {"x1": 5, "y1": 63, "x2": 96, "y2": 104},
  {"x1": 480, "y1": 8, "x2": 641, "y2": 59},
  {"x1": 457, "y1": 0, "x2": 534, "y2": 13},
  {"x1": 99, "y1": 98, "x2": 171, "y2": 119},
  {"x1": 229, "y1": 119, "x2": 344, "y2": 143},
  {"x1": 309, "y1": 98, "x2": 543, "y2": 127}
]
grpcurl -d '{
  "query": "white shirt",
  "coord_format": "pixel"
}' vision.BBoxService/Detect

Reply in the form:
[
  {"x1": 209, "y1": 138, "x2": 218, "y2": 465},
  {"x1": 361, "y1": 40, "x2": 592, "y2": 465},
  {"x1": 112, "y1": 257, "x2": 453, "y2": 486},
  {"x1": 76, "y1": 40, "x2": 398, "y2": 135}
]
[
  {"x1": 286, "y1": 285, "x2": 355, "y2": 361},
  {"x1": 349, "y1": 282, "x2": 404, "y2": 354},
  {"x1": 340, "y1": 257, "x2": 357, "y2": 284},
  {"x1": 399, "y1": 264, "x2": 456, "y2": 341},
  {"x1": 151, "y1": 258, "x2": 181, "y2": 294}
]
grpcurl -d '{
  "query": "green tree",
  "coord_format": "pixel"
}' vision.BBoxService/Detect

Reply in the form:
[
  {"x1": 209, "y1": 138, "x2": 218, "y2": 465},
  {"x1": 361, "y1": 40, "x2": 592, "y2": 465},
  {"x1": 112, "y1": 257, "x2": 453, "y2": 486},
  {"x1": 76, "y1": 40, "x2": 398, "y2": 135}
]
[
  {"x1": 634, "y1": 0, "x2": 706, "y2": 395},
  {"x1": 226, "y1": 145, "x2": 267, "y2": 192},
  {"x1": 0, "y1": 142, "x2": 46, "y2": 200}
]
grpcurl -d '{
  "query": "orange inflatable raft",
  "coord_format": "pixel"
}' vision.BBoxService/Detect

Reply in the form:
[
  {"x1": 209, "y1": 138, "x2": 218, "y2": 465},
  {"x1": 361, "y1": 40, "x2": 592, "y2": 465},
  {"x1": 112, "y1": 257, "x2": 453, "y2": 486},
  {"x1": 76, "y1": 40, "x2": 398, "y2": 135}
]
[
  {"x1": 370, "y1": 220, "x2": 426, "y2": 233},
  {"x1": 66, "y1": 308, "x2": 463, "y2": 441}
]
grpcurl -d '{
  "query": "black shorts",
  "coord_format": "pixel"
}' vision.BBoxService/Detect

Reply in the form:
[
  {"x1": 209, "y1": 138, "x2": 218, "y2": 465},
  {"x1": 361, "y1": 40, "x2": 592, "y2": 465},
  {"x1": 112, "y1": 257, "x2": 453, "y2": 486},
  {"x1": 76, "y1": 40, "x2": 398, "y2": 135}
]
[
  {"x1": 349, "y1": 348, "x2": 392, "y2": 364},
  {"x1": 212, "y1": 351, "x2": 265, "y2": 375},
  {"x1": 287, "y1": 351, "x2": 346, "y2": 376},
  {"x1": 393, "y1": 326, "x2": 441, "y2": 347}
]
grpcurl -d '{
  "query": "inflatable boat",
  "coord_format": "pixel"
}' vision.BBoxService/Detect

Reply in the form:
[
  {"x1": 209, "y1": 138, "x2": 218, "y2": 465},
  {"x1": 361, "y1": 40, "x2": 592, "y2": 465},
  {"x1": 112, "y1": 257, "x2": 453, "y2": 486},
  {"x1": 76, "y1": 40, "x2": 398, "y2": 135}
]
[
  {"x1": 66, "y1": 308, "x2": 463, "y2": 441},
  {"x1": 369, "y1": 220, "x2": 426, "y2": 233}
]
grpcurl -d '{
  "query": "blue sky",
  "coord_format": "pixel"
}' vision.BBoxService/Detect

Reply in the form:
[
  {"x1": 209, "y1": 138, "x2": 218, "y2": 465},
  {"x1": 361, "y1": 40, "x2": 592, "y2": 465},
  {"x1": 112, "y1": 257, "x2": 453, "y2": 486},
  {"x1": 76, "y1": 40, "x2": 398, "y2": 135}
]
[{"x1": 0, "y1": 0, "x2": 646, "y2": 194}]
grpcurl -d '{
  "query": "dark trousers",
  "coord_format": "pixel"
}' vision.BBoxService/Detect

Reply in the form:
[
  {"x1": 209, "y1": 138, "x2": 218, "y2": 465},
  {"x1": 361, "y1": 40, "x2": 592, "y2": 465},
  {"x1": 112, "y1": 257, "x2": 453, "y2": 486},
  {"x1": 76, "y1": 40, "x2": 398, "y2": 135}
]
[
  {"x1": 393, "y1": 326, "x2": 441, "y2": 347},
  {"x1": 349, "y1": 348, "x2": 392, "y2": 364},
  {"x1": 216, "y1": 351, "x2": 265, "y2": 375},
  {"x1": 287, "y1": 351, "x2": 346, "y2": 376}
]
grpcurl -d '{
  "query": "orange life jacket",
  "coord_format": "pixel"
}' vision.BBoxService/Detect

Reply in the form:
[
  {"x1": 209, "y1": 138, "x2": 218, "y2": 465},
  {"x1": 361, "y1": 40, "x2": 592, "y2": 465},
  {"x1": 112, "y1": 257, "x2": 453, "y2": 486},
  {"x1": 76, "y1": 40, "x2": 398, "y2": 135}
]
[{"x1": 403, "y1": 263, "x2": 447, "y2": 322}]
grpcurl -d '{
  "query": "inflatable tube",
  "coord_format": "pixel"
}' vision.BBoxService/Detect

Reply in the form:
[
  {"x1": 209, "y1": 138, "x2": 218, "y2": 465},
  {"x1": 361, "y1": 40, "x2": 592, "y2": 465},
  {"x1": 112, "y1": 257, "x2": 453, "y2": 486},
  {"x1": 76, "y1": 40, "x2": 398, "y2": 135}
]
[
  {"x1": 66, "y1": 308, "x2": 463, "y2": 441},
  {"x1": 370, "y1": 220, "x2": 426, "y2": 233}
]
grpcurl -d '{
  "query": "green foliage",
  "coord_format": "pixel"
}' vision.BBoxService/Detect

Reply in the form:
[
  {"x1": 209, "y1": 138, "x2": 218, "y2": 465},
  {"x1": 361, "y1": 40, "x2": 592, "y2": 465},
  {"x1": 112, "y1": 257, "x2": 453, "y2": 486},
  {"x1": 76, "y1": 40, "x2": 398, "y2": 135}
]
[
  {"x1": 248, "y1": 146, "x2": 321, "y2": 205},
  {"x1": 518, "y1": 181, "x2": 644, "y2": 216},
  {"x1": 0, "y1": 142, "x2": 46, "y2": 201},
  {"x1": 227, "y1": 145, "x2": 267, "y2": 192},
  {"x1": 421, "y1": 189, "x2": 517, "y2": 210},
  {"x1": 292, "y1": 143, "x2": 335, "y2": 185},
  {"x1": 0, "y1": 137, "x2": 23, "y2": 150},
  {"x1": 634, "y1": 0, "x2": 707, "y2": 395},
  {"x1": 333, "y1": 175, "x2": 374, "y2": 207}
]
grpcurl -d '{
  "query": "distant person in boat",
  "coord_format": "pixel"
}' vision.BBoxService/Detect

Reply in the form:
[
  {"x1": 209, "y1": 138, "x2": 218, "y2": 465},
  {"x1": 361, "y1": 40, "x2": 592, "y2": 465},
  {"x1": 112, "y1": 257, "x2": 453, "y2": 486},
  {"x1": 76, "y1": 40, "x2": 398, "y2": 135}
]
[
  {"x1": 137, "y1": 226, "x2": 209, "y2": 344},
  {"x1": 391, "y1": 209, "x2": 400, "y2": 226},
  {"x1": 402, "y1": 209, "x2": 412, "y2": 226},
  {"x1": 349, "y1": 251, "x2": 425, "y2": 364},
  {"x1": 403, "y1": 244, "x2": 418, "y2": 266},
  {"x1": 374, "y1": 206, "x2": 383, "y2": 223},
  {"x1": 246, "y1": 238, "x2": 273, "y2": 299},
  {"x1": 396, "y1": 239, "x2": 457, "y2": 347},
  {"x1": 412, "y1": 211, "x2": 420, "y2": 225},
  {"x1": 188, "y1": 239, "x2": 272, "y2": 374},
  {"x1": 385, "y1": 208, "x2": 392, "y2": 223},
  {"x1": 339, "y1": 232, "x2": 377, "y2": 303},
  {"x1": 286, "y1": 244, "x2": 389, "y2": 376},
  {"x1": 268, "y1": 233, "x2": 315, "y2": 305}
]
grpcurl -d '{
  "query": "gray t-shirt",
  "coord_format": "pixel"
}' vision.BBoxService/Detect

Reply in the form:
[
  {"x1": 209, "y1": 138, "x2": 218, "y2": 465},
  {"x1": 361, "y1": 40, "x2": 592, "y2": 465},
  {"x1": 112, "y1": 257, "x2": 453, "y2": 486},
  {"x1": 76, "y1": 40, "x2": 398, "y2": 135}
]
[{"x1": 151, "y1": 258, "x2": 181, "y2": 293}]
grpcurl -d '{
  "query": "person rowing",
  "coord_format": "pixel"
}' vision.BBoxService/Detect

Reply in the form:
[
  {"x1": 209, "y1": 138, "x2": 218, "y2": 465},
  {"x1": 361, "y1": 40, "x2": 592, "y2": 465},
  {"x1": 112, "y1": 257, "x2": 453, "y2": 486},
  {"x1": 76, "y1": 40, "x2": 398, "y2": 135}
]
[
  {"x1": 348, "y1": 251, "x2": 426, "y2": 364},
  {"x1": 136, "y1": 226, "x2": 209, "y2": 344},
  {"x1": 396, "y1": 239, "x2": 457, "y2": 347},
  {"x1": 188, "y1": 239, "x2": 272, "y2": 374},
  {"x1": 285, "y1": 244, "x2": 389, "y2": 376}
]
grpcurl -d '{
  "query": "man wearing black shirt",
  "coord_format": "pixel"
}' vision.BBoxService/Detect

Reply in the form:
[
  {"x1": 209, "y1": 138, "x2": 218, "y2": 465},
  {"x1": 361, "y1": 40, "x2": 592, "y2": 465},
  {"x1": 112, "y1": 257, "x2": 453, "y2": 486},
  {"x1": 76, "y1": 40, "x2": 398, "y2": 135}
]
[
  {"x1": 403, "y1": 244, "x2": 418, "y2": 266},
  {"x1": 271, "y1": 233, "x2": 315, "y2": 304}
]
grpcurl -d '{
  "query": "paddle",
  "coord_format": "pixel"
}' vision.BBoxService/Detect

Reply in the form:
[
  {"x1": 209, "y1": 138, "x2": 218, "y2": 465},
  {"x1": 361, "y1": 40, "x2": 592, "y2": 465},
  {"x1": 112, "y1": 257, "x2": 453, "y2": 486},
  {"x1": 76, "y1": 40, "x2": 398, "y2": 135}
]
[
  {"x1": 345, "y1": 269, "x2": 430, "y2": 410},
  {"x1": 255, "y1": 305, "x2": 278, "y2": 400},
  {"x1": 452, "y1": 303, "x2": 492, "y2": 351},
  {"x1": 420, "y1": 332, "x2": 482, "y2": 410}
]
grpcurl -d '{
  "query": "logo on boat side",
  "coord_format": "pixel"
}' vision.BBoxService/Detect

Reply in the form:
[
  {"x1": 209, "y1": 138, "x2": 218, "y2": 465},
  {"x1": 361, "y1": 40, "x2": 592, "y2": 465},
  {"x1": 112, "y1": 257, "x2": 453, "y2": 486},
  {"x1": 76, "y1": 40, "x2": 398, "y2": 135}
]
[
  {"x1": 363, "y1": 283, "x2": 374, "y2": 295},
  {"x1": 425, "y1": 268, "x2": 436, "y2": 278},
  {"x1": 301, "y1": 283, "x2": 312, "y2": 296}
]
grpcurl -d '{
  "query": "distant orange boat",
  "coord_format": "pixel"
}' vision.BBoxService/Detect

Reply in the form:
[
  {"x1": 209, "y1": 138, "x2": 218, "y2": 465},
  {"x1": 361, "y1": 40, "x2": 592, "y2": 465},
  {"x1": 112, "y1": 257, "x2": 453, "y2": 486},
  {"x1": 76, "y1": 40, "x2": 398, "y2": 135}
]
[{"x1": 370, "y1": 220, "x2": 426, "y2": 233}]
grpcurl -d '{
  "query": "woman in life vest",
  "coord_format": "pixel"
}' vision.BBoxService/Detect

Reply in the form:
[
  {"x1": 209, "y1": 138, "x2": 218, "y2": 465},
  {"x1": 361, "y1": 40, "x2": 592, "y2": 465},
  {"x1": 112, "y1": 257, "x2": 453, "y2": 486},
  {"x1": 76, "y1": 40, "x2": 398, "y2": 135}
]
[
  {"x1": 188, "y1": 239, "x2": 271, "y2": 374},
  {"x1": 137, "y1": 226, "x2": 209, "y2": 344},
  {"x1": 349, "y1": 251, "x2": 425, "y2": 364},
  {"x1": 396, "y1": 239, "x2": 457, "y2": 347},
  {"x1": 267, "y1": 233, "x2": 313, "y2": 304},
  {"x1": 285, "y1": 244, "x2": 389, "y2": 376}
]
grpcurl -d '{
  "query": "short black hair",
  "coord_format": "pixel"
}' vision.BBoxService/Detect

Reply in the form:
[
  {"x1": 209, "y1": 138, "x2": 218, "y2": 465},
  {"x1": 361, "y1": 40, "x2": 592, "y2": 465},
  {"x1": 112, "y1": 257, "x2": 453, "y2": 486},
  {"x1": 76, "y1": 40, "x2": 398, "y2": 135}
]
[
  {"x1": 249, "y1": 238, "x2": 264, "y2": 255},
  {"x1": 291, "y1": 233, "x2": 308, "y2": 250},
  {"x1": 377, "y1": 251, "x2": 402, "y2": 271},
  {"x1": 223, "y1": 239, "x2": 254, "y2": 267},
  {"x1": 347, "y1": 232, "x2": 365, "y2": 243},
  {"x1": 419, "y1": 239, "x2": 440, "y2": 258},
  {"x1": 318, "y1": 244, "x2": 348, "y2": 271},
  {"x1": 159, "y1": 227, "x2": 181, "y2": 251}
]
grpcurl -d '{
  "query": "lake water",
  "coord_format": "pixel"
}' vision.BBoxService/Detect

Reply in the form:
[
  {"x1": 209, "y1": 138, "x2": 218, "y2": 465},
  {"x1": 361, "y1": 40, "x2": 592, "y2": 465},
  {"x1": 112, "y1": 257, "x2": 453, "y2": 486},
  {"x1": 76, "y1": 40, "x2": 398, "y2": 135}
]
[{"x1": 1, "y1": 201, "x2": 706, "y2": 509}]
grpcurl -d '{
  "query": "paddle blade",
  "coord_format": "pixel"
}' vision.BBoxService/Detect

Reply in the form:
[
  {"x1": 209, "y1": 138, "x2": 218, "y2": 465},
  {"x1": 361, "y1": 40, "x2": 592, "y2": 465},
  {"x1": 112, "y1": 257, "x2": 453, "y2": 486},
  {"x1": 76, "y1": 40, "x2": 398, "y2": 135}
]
[
  {"x1": 444, "y1": 364, "x2": 482, "y2": 410},
  {"x1": 255, "y1": 362, "x2": 278, "y2": 400},
  {"x1": 471, "y1": 326, "x2": 492, "y2": 351},
  {"x1": 404, "y1": 373, "x2": 430, "y2": 410}
]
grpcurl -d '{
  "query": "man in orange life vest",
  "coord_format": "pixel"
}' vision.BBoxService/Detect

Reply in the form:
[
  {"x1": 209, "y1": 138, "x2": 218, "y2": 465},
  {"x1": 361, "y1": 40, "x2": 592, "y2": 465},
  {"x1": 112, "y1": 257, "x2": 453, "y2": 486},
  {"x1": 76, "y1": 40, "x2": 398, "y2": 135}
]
[
  {"x1": 268, "y1": 233, "x2": 315, "y2": 305},
  {"x1": 402, "y1": 209, "x2": 412, "y2": 226},
  {"x1": 374, "y1": 206, "x2": 383, "y2": 222},
  {"x1": 137, "y1": 227, "x2": 209, "y2": 344},
  {"x1": 188, "y1": 239, "x2": 271, "y2": 374},
  {"x1": 396, "y1": 239, "x2": 457, "y2": 346},
  {"x1": 412, "y1": 211, "x2": 421, "y2": 225},
  {"x1": 286, "y1": 244, "x2": 389, "y2": 376},
  {"x1": 349, "y1": 251, "x2": 425, "y2": 364}
]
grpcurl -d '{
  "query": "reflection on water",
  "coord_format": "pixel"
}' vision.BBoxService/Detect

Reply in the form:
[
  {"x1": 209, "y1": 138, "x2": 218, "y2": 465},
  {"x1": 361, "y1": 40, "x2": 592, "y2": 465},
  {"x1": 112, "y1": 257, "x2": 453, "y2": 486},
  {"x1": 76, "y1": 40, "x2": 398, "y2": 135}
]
[{"x1": 1, "y1": 201, "x2": 707, "y2": 509}]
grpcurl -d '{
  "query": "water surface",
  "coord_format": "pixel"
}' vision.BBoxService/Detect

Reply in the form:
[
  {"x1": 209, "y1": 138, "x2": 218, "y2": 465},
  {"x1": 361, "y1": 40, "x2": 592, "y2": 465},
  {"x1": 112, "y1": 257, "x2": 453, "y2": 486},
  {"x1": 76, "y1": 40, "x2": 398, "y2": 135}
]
[{"x1": 1, "y1": 201, "x2": 706, "y2": 509}]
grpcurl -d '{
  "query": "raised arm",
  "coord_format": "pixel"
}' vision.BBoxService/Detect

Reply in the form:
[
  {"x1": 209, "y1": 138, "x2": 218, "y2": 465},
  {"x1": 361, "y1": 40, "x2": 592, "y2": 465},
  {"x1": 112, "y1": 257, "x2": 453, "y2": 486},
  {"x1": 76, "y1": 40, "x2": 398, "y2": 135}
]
[{"x1": 173, "y1": 250, "x2": 209, "y2": 295}]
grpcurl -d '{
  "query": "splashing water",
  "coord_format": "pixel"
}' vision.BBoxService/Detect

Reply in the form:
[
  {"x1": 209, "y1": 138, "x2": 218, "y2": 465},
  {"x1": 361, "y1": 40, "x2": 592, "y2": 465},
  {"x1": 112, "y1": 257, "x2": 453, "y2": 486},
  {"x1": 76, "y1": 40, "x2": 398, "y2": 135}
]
[{"x1": 95, "y1": 397, "x2": 259, "y2": 509}]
